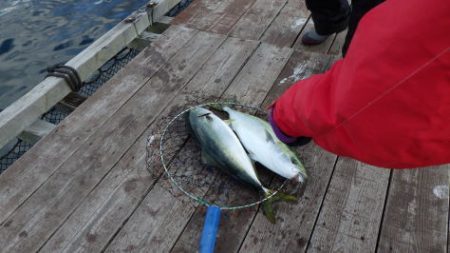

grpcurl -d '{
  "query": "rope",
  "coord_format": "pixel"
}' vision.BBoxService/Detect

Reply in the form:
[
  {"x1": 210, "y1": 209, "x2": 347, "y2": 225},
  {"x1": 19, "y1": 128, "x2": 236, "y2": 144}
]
[{"x1": 46, "y1": 64, "x2": 83, "y2": 92}]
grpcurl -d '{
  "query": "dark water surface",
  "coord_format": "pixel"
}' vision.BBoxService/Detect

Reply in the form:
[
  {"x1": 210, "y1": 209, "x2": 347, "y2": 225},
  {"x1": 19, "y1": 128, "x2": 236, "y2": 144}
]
[{"x1": 0, "y1": 0, "x2": 149, "y2": 109}]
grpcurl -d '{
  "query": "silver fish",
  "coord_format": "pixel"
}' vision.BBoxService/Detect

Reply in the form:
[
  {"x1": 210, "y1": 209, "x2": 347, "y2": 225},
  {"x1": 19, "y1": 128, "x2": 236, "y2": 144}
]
[
  {"x1": 188, "y1": 106, "x2": 266, "y2": 191},
  {"x1": 188, "y1": 106, "x2": 295, "y2": 223},
  {"x1": 224, "y1": 106, "x2": 307, "y2": 184}
]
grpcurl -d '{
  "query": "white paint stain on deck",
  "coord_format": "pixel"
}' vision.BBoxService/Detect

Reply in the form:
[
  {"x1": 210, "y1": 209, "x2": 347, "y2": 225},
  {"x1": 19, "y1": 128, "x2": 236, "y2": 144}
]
[
  {"x1": 433, "y1": 185, "x2": 449, "y2": 199},
  {"x1": 291, "y1": 18, "x2": 307, "y2": 30},
  {"x1": 278, "y1": 64, "x2": 307, "y2": 86}
]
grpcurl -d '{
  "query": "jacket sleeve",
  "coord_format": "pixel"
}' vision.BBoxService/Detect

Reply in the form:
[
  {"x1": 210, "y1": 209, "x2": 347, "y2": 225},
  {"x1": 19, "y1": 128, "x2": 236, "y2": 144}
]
[
  {"x1": 271, "y1": 0, "x2": 450, "y2": 168},
  {"x1": 272, "y1": 0, "x2": 450, "y2": 141}
]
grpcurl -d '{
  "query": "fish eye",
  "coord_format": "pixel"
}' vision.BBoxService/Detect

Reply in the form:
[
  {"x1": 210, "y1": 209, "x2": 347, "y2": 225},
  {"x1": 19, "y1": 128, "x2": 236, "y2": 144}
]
[{"x1": 290, "y1": 157, "x2": 298, "y2": 164}]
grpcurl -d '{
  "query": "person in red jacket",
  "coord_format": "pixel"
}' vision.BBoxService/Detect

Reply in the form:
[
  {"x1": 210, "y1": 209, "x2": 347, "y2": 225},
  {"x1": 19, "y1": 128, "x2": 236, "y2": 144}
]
[{"x1": 269, "y1": 0, "x2": 450, "y2": 168}]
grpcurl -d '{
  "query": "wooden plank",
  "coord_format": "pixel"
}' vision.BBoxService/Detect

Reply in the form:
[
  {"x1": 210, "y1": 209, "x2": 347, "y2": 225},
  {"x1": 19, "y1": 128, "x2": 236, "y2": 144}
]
[
  {"x1": 39, "y1": 137, "x2": 154, "y2": 253},
  {"x1": 261, "y1": 0, "x2": 309, "y2": 48},
  {"x1": 180, "y1": 0, "x2": 257, "y2": 34},
  {"x1": 293, "y1": 19, "x2": 337, "y2": 54},
  {"x1": 229, "y1": 0, "x2": 287, "y2": 40},
  {"x1": 307, "y1": 158, "x2": 390, "y2": 252},
  {"x1": 377, "y1": 165, "x2": 449, "y2": 252},
  {"x1": 17, "y1": 120, "x2": 56, "y2": 144},
  {"x1": 40, "y1": 37, "x2": 259, "y2": 253},
  {"x1": 0, "y1": 25, "x2": 197, "y2": 226},
  {"x1": 0, "y1": 10, "x2": 150, "y2": 150},
  {"x1": 207, "y1": 0, "x2": 257, "y2": 35},
  {"x1": 172, "y1": 0, "x2": 223, "y2": 28},
  {"x1": 172, "y1": 0, "x2": 258, "y2": 35},
  {"x1": 0, "y1": 31, "x2": 226, "y2": 253},
  {"x1": 178, "y1": 0, "x2": 234, "y2": 31},
  {"x1": 106, "y1": 43, "x2": 292, "y2": 253},
  {"x1": 173, "y1": 0, "x2": 222, "y2": 29}
]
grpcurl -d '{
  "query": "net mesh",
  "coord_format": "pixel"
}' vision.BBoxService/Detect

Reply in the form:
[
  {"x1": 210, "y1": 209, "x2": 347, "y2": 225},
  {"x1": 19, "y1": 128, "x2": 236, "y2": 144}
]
[
  {"x1": 0, "y1": 139, "x2": 33, "y2": 173},
  {"x1": 146, "y1": 101, "x2": 302, "y2": 210}
]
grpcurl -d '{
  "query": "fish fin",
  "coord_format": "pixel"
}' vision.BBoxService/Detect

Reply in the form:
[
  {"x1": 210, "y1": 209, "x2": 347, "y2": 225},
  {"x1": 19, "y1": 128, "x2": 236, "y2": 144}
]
[
  {"x1": 261, "y1": 199, "x2": 276, "y2": 224},
  {"x1": 272, "y1": 191, "x2": 298, "y2": 203},
  {"x1": 264, "y1": 130, "x2": 275, "y2": 143},
  {"x1": 261, "y1": 189, "x2": 297, "y2": 224},
  {"x1": 265, "y1": 188, "x2": 297, "y2": 203}
]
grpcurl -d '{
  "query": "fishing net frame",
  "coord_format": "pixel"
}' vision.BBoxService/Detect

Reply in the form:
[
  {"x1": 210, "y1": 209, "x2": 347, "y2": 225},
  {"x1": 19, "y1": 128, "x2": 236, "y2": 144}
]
[{"x1": 149, "y1": 101, "x2": 297, "y2": 211}]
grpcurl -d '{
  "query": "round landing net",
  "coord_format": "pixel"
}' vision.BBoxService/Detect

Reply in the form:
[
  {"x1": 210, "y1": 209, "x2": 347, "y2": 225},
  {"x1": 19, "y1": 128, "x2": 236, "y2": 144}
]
[{"x1": 149, "y1": 101, "x2": 302, "y2": 211}]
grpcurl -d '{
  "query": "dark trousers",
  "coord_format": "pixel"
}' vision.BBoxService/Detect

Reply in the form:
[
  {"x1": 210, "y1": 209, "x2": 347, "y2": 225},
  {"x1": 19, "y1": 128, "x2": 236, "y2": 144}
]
[{"x1": 306, "y1": 0, "x2": 385, "y2": 55}]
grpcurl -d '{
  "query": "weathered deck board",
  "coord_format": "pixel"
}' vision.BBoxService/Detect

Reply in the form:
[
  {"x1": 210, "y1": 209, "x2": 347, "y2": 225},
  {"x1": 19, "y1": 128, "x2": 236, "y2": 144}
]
[
  {"x1": 0, "y1": 25, "x2": 197, "y2": 226},
  {"x1": 39, "y1": 36, "x2": 259, "y2": 253},
  {"x1": 0, "y1": 31, "x2": 226, "y2": 253},
  {"x1": 181, "y1": 0, "x2": 228, "y2": 31},
  {"x1": 106, "y1": 43, "x2": 292, "y2": 253},
  {"x1": 207, "y1": 0, "x2": 257, "y2": 35},
  {"x1": 229, "y1": 0, "x2": 287, "y2": 40},
  {"x1": 173, "y1": 0, "x2": 257, "y2": 35},
  {"x1": 377, "y1": 165, "x2": 449, "y2": 252},
  {"x1": 260, "y1": 0, "x2": 309, "y2": 48},
  {"x1": 172, "y1": 0, "x2": 223, "y2": 28},
  {"x1": 39, "y1": 136, "x2": 153, "y2": 253},
  {"x1": 307, "y1": 158, "x2": 390, "y2": 252}
]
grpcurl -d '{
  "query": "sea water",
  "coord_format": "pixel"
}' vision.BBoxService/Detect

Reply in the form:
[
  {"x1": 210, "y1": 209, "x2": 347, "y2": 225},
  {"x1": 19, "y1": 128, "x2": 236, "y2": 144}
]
[{"x1": 0, "y1": 0, "x2": 149, "y2": 109}]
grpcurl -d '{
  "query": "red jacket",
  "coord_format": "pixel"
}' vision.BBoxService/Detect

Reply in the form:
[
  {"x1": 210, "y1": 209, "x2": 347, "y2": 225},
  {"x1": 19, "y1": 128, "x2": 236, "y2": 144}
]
[{"x1": 273, "y1": 0, "x2": 450, "y2": 168}]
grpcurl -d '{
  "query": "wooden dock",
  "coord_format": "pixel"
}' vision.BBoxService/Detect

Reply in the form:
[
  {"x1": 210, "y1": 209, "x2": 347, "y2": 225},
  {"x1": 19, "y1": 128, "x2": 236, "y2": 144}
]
[{"x1": 0, "y1": 0, "x2": 448, "y2": 252}]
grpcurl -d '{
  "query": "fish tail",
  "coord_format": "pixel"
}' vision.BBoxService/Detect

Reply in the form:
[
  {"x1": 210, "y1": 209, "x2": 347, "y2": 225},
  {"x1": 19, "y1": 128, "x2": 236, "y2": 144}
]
[
  {"x1": 261, "y1": 189, "x2": 298, "y2": 223},
  {"x1": 261, "y1": 196, "x2": 276, "y2": 224}
]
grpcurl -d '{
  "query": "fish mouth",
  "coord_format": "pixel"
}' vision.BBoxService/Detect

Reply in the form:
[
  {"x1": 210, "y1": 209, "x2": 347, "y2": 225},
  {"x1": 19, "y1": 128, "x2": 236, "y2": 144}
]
[{"x1": 293, "y1": 173, "x2": 307, "y2": 185}]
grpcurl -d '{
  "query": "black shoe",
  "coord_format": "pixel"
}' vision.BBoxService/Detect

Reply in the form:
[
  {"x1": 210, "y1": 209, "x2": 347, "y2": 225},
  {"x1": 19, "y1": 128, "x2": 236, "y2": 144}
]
[{"x1": 301, "y1": 30, "x2": 330, "y2": 45}]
